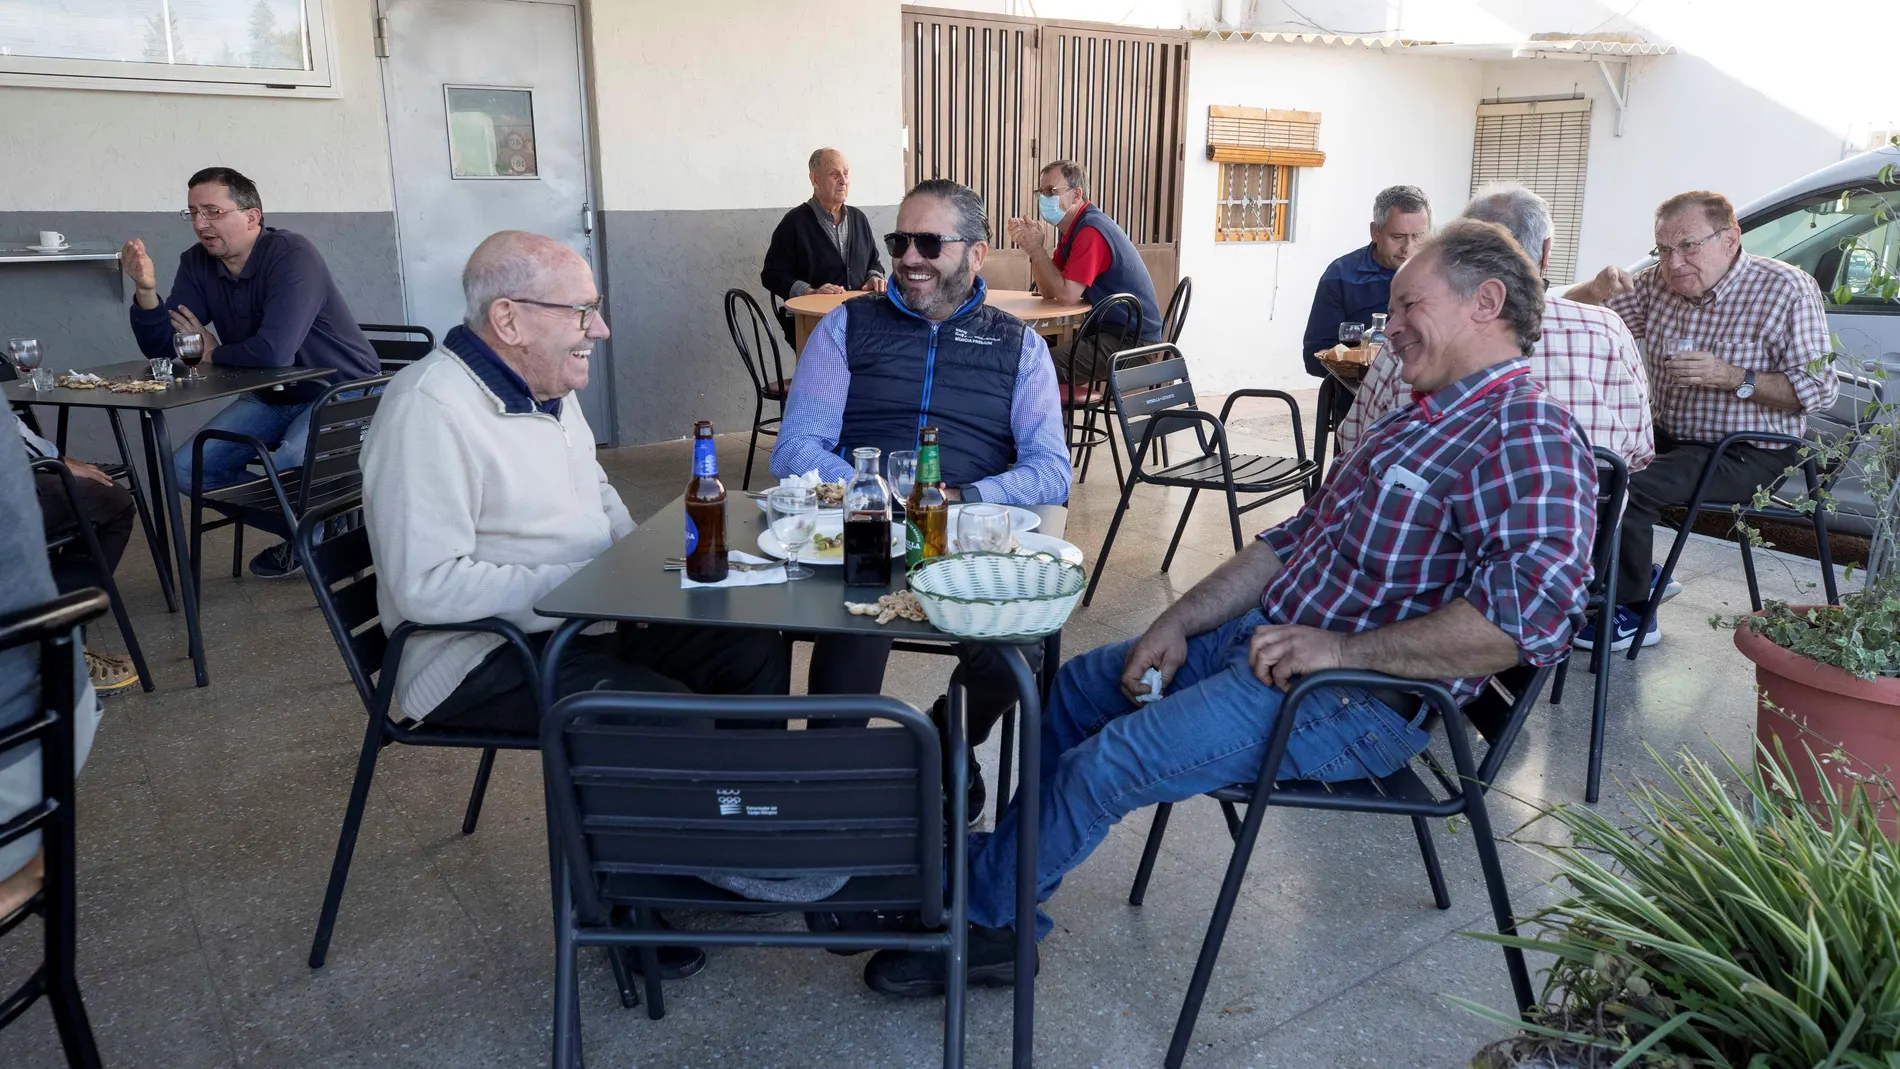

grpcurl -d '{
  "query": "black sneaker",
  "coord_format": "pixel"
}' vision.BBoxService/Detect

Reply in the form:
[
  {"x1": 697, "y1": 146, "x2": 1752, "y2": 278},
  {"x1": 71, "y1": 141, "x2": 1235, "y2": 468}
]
[
  {"x1": 248, "y1": 542, "x2": 302, "y2": 579},
  {"x1": 609, "y1": 908, "x2": 707, "y2": 980},
  {"x1": 863, "y1": 923, "x2": 1033, "y2": 998},
  {"x1": 964, "y1": 761, "x2": 987, "y2": 827},
  {"x1": 805, "y1": 909, "x2": 926, "y2": 956}
]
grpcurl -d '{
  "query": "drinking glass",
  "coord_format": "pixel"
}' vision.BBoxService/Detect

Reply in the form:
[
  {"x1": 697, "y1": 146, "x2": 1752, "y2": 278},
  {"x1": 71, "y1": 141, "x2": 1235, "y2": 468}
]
[
  {"x1": 28, "y1": 368, "x2": 54, "y2": 391},
  {"x1": 1337, "y1": 322, "x2": 1366, "y2": 346},
  {"x1": 149, "y1": 357, "x2": 174, "y2": 383},
  {"x1": 766, "y1": 486, "x2": 818, "y2": 580},
  {"x1": 956, "y1": 503, "x2": 1012, "y2": 553},
  {"x1": 1665, "y1": 336, "x2": 1697, "y2": 360},
  {"x1": 887, "y1": 449, "x2": 918, "y2": 517},
  {"x1": 8, "y1": 337, "x2": 41, "y2": 375},
  {"x1": 173, "y1": 331, "x2": 205, "y2": 381}
]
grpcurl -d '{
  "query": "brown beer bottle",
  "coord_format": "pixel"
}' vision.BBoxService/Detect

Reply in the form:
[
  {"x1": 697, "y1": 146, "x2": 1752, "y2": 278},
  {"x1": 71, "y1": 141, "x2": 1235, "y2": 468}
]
[
  {"x1": 905, "y1": 426, "x2": 950, "y2": 567},
  {"x1": 684, "y1": 420, "x2": 728, "y2": 582}
]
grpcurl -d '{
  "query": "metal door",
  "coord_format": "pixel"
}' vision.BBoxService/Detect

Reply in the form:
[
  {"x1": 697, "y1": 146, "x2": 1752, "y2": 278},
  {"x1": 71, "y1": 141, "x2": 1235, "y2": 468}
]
[{"x1": 378, "y1": 0, "x2": 611, "y2": 439}]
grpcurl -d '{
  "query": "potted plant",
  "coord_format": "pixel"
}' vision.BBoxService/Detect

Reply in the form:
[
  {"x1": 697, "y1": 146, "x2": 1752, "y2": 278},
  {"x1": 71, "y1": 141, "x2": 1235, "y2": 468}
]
[{"x1": 1456, "y1": 744, "x2": 1900, "y2": 1067}]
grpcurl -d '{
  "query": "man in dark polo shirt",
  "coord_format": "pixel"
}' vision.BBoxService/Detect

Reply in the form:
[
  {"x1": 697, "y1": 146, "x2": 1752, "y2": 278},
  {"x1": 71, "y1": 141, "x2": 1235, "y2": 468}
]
[
  {"x1": 760, "y1": 148, "x2": 887, "y2": 342},
  {"x1": 1301, "y1": 184, "x2": 1433, "y2": 424},
  {"x1": 119, "y1": 166, "x2": 378, "y2": 578}
]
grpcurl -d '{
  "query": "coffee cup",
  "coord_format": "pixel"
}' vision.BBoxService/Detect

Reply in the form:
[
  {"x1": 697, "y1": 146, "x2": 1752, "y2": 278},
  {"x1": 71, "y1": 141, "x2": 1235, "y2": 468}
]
[{"x1": 38, "y1": 230, "x2": 65, "y2": 249}]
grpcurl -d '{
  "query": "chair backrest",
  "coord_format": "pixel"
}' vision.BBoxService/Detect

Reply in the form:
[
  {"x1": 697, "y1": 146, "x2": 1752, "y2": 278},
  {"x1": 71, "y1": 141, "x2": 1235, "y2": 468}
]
[
  {"x1": 1105, "y1": 342, "x2": 1206, "y2": 463},
  {"x1": 1162, "y1": 276, "x2": 1192, "y2": 344},
  {"x1": 358, "y1": 324, "x2": 436, "y2": 372},
  {"x1": 1588, "y1": 447, "x2": 1631, "y2": 604},
  {"x1": 977, "y1": 248, "x2": 1033, "y2": 291},
  {"x1": 543, "y1": 690, "x2": 946, "y2": 927},
  {"x1": 1065, "y1": 292, "x2": 1144, "y2": 382},
  {"x1": 297, "y1": 495, "x2": 386, "y2": 711},
  {"x1": 724, "y1": 289, "x2": 788, "y2": 400},
  {"x1": 1465, "y1": 662, "x2": 1554, "y2": 782},
  {"x1": 295, "y1": 374, "x2": 392, "y2": 513}
]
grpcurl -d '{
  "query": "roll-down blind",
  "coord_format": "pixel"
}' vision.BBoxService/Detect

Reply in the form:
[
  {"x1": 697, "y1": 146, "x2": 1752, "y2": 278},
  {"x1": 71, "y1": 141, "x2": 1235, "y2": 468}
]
[{"x1": 1470, "y1": 97, "x2": 1593, "y2": 284}]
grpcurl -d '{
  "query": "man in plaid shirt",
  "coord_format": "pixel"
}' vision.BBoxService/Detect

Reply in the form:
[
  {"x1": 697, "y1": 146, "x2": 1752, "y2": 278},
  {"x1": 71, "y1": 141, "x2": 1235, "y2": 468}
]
[
  {"x1": 1567, "y1": 190, "x2": 1838, "y2": 651},
  {"x1": 1335, "y1": 185, "x2": 1655, "y2": 473},
  {"x1": 864, "y1": 220, "x2": 1598, "y2": 997}
]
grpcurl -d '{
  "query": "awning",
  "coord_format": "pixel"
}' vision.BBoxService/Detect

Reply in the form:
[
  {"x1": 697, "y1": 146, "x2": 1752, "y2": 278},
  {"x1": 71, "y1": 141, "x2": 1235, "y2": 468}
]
[{"x1": 1191, "y1": 30, "x2": 1676, "y2": 61}]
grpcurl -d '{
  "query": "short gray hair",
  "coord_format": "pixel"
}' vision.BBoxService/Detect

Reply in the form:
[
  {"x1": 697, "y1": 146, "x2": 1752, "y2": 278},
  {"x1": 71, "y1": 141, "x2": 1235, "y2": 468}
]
[
  {"x1": 903, "y1": 178, "x2": 989, "y2": 242},
  {"x1": 1463, "y1": 184, "x2": 1552, "y2": 267},
  {"x1": 1422, "y1": 219, "x2": 1545, "y2": 357},
  {"x1": 808, "y1": 147, "x2": 844, "y2": 173},
  {"x1": 462, "y1": 230, "x2": 568, "y2": 331},
  {"x1": 1373, "y1": 184, "x2": 1430, "y2": 227},
  {"x1": 1041, "y1": 159, "x2": 1089, "y2": 198}
]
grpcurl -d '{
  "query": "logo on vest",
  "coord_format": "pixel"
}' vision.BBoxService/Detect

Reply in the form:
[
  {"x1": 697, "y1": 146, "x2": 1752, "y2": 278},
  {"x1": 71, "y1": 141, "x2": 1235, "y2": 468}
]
[{"x1": 952, "y1": 327, "x2": 1002, "y2": 346}]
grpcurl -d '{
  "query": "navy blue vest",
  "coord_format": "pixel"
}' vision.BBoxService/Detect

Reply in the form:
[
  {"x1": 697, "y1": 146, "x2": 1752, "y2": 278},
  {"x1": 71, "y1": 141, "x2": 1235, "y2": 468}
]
[
  {"x1": 1056, "y1": 206, "x2": 1164, "y2": 342},
  {"x1": 839, "y1": 279, "x2": 1022, "y2": 488}
]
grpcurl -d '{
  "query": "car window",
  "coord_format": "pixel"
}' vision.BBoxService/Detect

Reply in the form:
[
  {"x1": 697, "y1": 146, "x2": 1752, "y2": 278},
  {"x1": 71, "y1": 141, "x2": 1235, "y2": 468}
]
[{"x1": 1742, "y1": 189, "x2": 1899, "y2": 311}]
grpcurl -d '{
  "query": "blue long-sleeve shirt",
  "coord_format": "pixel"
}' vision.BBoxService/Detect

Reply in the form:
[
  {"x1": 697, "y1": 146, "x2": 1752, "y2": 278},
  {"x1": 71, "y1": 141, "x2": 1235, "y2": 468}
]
[
  {"x1": 771, "y1": 305, "x2": 1072, "y2": 506},
  {"x1": 1299, "y1": 243, "x2": 1396, "y2": 378},
  {"x1": 129, "y1": 227, "x2": 379, "y2": 406}
]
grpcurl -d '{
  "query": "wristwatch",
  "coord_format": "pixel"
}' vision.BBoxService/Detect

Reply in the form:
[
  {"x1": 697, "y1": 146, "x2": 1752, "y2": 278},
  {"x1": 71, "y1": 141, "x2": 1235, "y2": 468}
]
[{"x1": 1735, "y1": 368, "x2": 1756, "y2": 400}]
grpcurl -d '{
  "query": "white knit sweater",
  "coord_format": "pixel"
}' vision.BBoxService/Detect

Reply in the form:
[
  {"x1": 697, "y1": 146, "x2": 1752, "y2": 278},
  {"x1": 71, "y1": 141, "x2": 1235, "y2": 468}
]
[{"x1": 360, "y1": 348, "x2": 632, "y2": 719}]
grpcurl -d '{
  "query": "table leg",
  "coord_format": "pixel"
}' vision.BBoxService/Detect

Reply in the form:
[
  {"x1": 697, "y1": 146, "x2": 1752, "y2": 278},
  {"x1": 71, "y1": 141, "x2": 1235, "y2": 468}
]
[
  {"x1": 146, "y1": 412, "x2": 209, "y2": 687},
  {"x1": 138, "y1": 413, "x2": 175, "y2": 595},
  {"x1": 1311, "y1": 377, "x2": 1335, "y2": 494},
  {"x1": 794, "y1": 315, "x2": 814, "y2": 356},
  {"x1": 997, "y1": 643, "x2": 1041, "y2": 1068}
]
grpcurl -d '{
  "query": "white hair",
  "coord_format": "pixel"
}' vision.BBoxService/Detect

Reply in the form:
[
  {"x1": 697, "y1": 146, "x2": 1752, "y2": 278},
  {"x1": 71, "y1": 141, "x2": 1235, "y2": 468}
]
[
  {"x1": 1463, "y1": 184, "x2": 1553, "y2": 268},
  {"x1": 462, "y1": 231, "x2": 565, "y2": 330}
]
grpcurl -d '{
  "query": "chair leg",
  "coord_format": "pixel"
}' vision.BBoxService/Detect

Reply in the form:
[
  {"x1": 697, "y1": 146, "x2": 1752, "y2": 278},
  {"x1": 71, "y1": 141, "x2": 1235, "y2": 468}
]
[
  {"x1": 1631, "y1": 510, "x2": 1697, "y2": 663},
  {"x1": 48, "y1": 974, "x2": 103, "y2": 1069},
  {"x1": 1409, "y1": 816, "x2": 1452, "y2": 910},
  {"x1": 1464, "y1": 797, "x2": 1536, "y2": 1017},
  {"x1": 1812, "y1": 509, "x2": 1840, "y2": 605},
  {"x1": 994, "y1": 703, "x2": 1015, "y2": 826},
  {"x1": 1082, "y1": 472, "x2": 1139, "y2": 607},
  {"x1": 1076, "y1": 400, "x2": 1101, "y2": 485},
  {"x1": 1160, "y1": 488, "x2": 1200, "y2": 573},
  {"x1": 1548, "y1": 657, "x2": 1569, "y2": 706},
  {"x1": 1103, "y1": 401, "x2": 1125, "y2": 488},
  {"x1": 635, "y1": 907, "x2": 666, "y2": 1020},
  {"x1": 1164, "y1": 790, "x2": 1276, "y2": 1069},
  {"x1": 1586, "y1": 642, "x2": 1613, "y2": 805},
  {"x1": 97, "y1": 563, "x2": 153, "y2": 693},
  {"x1": 309, "y1": 718, "x2": 387, "y2": 968},
  {"x1": 232, "y1": 521, "x2": 246, "y2": 578},
  {"x1": 1738, "y1": 534, "x2": 1763, "y2": 613},
  {"x1": 552, "y1": 863, "x2": 583, "y2": 1069},
  {"x1": 189, "y1": 499, "x2": 205, "y2": 611},
  {"x1": 462, "y1": 748, "x2": 498, "y2": 835},
  {"x1": 1217, "y1": 800, "x2": 1242, "y2": 840},
  {"x1": 607, "y1": 947, "x2": 641, "y2": 1009},
  {"x1": 110, "y1": 410, "x2": 177, "y2": 613},
  {"x1": 743, "y1": 399, "x2": 763, "y2": 491},
  {"x1": 1127, "y1": 802, "x2": 1173, "y2": 906}
]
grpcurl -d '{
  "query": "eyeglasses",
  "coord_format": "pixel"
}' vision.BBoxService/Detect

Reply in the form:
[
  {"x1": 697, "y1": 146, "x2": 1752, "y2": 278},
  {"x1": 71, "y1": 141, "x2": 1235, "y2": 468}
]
[
  {"x1": 508, "y1": 297, "x2": 603, "y2": 331},
  {"x1": 179, "y1": 206, "x2": 245, "y2": 222},
  {"x1": 883, "y1": 232, "x2": 973, "y2": 259},
  {"x1": 1034, "y1": 185, "x2": 1070, "y2": 197},
  {"x1": 1650, "y1": 227, "x2": 1731, "y2": 261}
]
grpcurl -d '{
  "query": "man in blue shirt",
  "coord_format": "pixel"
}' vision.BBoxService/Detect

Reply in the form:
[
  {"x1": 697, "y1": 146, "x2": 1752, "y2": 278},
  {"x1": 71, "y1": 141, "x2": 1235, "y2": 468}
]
[
  {"x1": 772, "y1": 178, "x2": 1070, "y2": 818},
  {"x1": 1300, "y1": 185, "x2": 1432, "y2": 422},
  {"x1": 119, "y1": 166, "x2": 379, "y2": 578}
]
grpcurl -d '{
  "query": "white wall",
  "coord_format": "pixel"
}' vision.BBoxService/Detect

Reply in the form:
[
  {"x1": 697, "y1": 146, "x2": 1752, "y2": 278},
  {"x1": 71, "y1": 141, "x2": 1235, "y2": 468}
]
[
  {"x1": 588, "y1": 0, "x2": 905, "y2": 212},
  {"x1": 1179, "y1": 39, "x2": 1481, "y2": 393},
  {"x1": 0, "y1": 0, "x2": 392, "y2": 213}
]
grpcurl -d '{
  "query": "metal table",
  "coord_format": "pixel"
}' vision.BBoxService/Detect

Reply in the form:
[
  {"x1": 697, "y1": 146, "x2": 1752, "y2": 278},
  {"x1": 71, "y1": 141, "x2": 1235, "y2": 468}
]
[
  {"x1": 5, "y1": 359, "x2": 333, "y2": 687},
  {"x1": 1311, "y1": 366, "x2": 1363, "y2": 489},
  {"x1": 535, "y1": 494, "x2": 1067, "y2": 1067}
]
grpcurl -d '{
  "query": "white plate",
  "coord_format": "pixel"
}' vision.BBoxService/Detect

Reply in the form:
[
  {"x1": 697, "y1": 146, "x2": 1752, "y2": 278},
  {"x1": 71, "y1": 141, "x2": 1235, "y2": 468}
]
[
  {"x1": 755, "y1": 497, "x2": 1040, "y2": 533},
  {"x1": 26, "y1": 244, "x2": 70, "y2": 252},
  {"x1": 757, "y1": 515, "x2": 902, "y2": 566},
  {"x1": 1013, "y1": 532, "x2": 1084, "y2": 566}
]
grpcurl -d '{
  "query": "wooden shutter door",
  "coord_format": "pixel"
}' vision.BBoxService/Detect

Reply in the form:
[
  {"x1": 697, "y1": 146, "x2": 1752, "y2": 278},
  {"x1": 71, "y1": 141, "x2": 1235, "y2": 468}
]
[{"x1": 1470, "y1": 97, "x2": 1593, "y2": 284}]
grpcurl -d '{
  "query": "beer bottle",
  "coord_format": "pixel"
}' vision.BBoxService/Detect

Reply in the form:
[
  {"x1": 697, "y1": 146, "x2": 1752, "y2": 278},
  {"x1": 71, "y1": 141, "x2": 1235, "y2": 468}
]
[
  {"x1": 684, "y1": 420, "x2": 728, "y2": 582},
  {"x1": 842, "y1": 446, "x2": 894, "y2": 587},
  {"x1": 905, "y1": 426, "x2": 950, "y2": 567}
]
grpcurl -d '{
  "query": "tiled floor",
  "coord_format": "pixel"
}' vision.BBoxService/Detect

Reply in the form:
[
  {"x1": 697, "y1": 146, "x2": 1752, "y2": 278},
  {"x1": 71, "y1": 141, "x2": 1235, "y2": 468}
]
[{"x1": 0, "y1": 392, "x2": 1853, "y2": 1068}]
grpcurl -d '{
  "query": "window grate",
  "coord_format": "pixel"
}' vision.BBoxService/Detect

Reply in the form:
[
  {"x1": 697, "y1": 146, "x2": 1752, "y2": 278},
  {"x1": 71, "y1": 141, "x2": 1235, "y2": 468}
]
[{"x1": 1215, "y1": 162, "x2": 1292, "y2": 242}]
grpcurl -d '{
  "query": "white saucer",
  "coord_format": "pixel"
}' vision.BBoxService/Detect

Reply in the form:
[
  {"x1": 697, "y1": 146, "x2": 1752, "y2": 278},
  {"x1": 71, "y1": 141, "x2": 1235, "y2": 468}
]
[
  {"x1": 758, "y1": 515, "x2": 903, "y2": 566},
  {"x1": 25, "y1": 244, "x2": 71, "y2": 253}
]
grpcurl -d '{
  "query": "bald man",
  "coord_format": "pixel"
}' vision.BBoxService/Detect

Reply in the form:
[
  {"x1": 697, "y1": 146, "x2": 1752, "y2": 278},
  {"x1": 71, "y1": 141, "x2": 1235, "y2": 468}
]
[{"x1": 761, "y1": 148, "x2": 886, "y2": 339}]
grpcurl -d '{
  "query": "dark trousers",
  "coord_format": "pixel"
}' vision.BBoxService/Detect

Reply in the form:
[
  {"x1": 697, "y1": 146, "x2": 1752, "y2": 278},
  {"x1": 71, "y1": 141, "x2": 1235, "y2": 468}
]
[
  {"x1": 806, "y1": 634, "x2": 1043, "y2": 747},
  {"x1": 429, "y1": 623, "x2": 791, "y2": 734},
  {"x1": 35, "y1": 471, "x2": 136, "y2": 594},
  {"x1": 1616, "y1": 430, "x2": 1795, "y2": 608}
]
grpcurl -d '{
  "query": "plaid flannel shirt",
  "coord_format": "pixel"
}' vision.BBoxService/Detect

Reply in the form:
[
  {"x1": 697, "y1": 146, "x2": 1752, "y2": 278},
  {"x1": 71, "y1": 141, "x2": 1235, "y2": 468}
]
[
  {"x1": 1606, "y1": 252, "x2": 1837, "y2": 444},
  {"x1": 1335, "y1": 295, "x2": 1656, "y2": 472},
  {"x1": 1259, "y1": 359, "x2": 1598, "y2": 704}
]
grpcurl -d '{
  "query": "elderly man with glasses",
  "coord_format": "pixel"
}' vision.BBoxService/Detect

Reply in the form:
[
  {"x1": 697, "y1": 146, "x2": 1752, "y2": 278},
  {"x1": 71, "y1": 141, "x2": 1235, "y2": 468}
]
[
  {"x1": 1566, "y1": 190, "x2": 1838, "y2": 651},
  {"x1": 771, "y1": 178, "x2": 1069, "y2": 822},
  {"x1": 118, "y1": 166, "x2": 379, "y2": 578}
]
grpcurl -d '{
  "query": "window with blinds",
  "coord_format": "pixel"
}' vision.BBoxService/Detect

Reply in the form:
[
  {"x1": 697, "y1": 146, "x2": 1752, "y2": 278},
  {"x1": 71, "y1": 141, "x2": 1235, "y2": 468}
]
[
  {"x1": 1470, "y1": 97, "x2": 1593, "y2": 284},
  {"x1": 1207, "y1": 106, "x2": 1322, "y2": 242},
  {"x1": 1216, "y1": 163, "x2": 1293, "y2": 241}
]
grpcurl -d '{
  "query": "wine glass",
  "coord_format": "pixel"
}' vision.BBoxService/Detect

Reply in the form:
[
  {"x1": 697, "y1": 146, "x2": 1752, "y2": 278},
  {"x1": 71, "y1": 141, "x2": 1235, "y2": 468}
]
[
  {"x1": 766, "y1": 486, "x2": 818, "y2": 581},
  {"x1": 173, "y1": 331, "x2": 205, "y2": 381},
  {"x1": 956, "y1": 503, "x2": 1012, "y2": 554},
  {"x1": 887, "y1": 450, "x2": 918, "y2": 518},
  {"x1": 9, "y1": 338, "x2": 50, "y2": 391},
  {"x1": 1337, "y1": 322, "x2": 1366, "y2": 347}
]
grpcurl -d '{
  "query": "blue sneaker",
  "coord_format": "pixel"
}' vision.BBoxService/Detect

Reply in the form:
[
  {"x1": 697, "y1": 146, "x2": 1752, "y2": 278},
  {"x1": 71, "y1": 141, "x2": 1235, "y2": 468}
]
[
  {"x1": 1651, "y1": 565, "x2": 1683, "y2": 603},
  {"x1": 1574, "y1": 606, "x2": 1660, "y2": 652}
]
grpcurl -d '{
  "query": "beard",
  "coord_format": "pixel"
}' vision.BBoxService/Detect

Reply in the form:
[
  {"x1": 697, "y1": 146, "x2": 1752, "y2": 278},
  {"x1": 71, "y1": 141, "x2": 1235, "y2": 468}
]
[{"x1": 895, "y1": 248, "x2": 976, "y2": 320}]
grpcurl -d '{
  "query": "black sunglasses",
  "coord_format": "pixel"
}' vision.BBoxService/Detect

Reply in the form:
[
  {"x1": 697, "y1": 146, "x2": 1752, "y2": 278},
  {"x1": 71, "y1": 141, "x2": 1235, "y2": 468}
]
[{"x1": 884, "y1": 231, "x2": 973, "y2": 259}]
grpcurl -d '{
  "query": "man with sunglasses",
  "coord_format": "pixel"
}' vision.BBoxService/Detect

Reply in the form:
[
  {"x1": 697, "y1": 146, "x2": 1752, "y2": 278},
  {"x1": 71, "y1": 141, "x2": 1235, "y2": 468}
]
[
  {"x1": 1567, "y1": 190, "x2": 1837, "y2": 651},
  {"x1": 772, "y1": 178, "x2": 1069, "y2": 820},
  {"x1": 119, "y1": 166, "x2": 378, "y2": 578}
]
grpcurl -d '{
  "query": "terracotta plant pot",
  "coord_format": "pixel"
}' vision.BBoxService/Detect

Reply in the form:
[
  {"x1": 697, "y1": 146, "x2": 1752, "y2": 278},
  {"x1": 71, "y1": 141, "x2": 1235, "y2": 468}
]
[{"x1": 1733, "y1": 606, "x2": 1900, "y2": 830}]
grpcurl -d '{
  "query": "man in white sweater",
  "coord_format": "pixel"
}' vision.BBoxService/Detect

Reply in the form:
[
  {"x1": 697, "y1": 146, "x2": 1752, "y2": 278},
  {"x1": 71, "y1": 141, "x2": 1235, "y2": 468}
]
[{"x1": 360, "y1": 231, "x2": 789, "y2": 735}]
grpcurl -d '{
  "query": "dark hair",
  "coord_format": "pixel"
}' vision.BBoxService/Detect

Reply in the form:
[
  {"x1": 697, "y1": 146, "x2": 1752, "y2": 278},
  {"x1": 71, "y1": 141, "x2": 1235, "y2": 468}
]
[
  {"x1": 1655, "y1": 189, "x2": 1737, "y2": 232},
  {"x1": 1423, "y1": 218, "x2": 1545, "y2": 357},
  {"x1": 1041, "y1": 159, "x2": 1089, "y2": 198},
  {"x1": 188, "y1": 166, "x2": 263, "y2": 213},
  {"x1": 1373, "y1": 184, "x2": 1430, "y2": 227},
  {"x1": 903, "y1": 178, "x2": 989, "y2": 241}
]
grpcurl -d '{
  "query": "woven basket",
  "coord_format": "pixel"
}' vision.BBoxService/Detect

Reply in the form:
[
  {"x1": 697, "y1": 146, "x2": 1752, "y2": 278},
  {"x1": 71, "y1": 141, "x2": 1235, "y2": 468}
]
[{"x1": 906, "y1": 551, "x2": 1086, "y2": 640}]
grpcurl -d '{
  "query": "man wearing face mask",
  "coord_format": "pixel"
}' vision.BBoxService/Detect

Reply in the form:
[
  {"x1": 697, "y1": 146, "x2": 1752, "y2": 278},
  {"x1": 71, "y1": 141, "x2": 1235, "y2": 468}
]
[
  {"x1": 772, "y1": 179, "x2": 1070, "y2": 819},
  {"x1": 1006, "y1": 160, "x2": 1163, "y2": 380},
  {"x1": 1301, "y1": 185, "x2": 1433, "y2": 425}
]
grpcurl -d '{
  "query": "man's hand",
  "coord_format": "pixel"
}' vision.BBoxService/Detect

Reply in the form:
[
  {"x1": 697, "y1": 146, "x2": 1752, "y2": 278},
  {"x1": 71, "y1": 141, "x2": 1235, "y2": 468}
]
[
  {"x1": 861, "y1": 277, "x2": 887, "y2": 294},
  {"x1": 168, "y1": 307, "x2": 218, "y2": 360},
  {"x1": 1664, "y1": 350, "x2": 1744, "y2": 390},
  {"x1": 1247, "y1": 623, "x2": 1347, "y2": 690},
  {"x1": 1006, "y1": 218, "x2": 1046, "y2": 257},
  {"x1": 61, "y1": 458, "x2": 115, "y2": 487},
  {"x1": 120, "y1": 239, "x2": 159, "y2": 309},
  {"x1": 1120, "y1": 620, "x2": 1188, "y2": 704},
  {"x1": 815, "y1": 283, "x2": 846, "y2": 295}
]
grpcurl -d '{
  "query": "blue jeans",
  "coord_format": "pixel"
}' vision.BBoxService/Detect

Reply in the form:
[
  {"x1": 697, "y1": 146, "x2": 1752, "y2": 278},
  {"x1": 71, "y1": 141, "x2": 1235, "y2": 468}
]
[
  {"x1": 172, "y1": 393, "x2": 316, "y2": 494},
  {"x1": 967, "y1": 609, "x2": 1432, "y2": 938}
]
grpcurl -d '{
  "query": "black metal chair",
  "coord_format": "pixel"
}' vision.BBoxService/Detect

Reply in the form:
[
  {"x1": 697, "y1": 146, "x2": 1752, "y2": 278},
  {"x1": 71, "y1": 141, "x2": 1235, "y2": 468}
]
[
  {"x1": 1084, "y1": 343, "x2": 1316, "y2": 607},
  {"x1": 1127, "y1": 664, "x2": 1550, "y2": 1069},
  {"x1": 1630, "y1": 372, "x2": 1886, "y2": 662},
  {"x1": 1547, "y1": 448, "x2": 1629, "y2": 804},
  {"x1": 358, "y1": 323, "x2": 436, "y2": 373},
  {"x1": 725, "y1": 290, "x2": 791, "y2": 490},
  {"x1": 543, "y1": 687, "x2": 969, "y2": 1068},
  {"x1": 1062, "y1": 294, "x2": 1145, "y2": 486},
  {"x1": 0, "y1": 587, "x2": 110, "y2": 1069},
  {"x1": 30, "y1": 458, "x2": 154, "y2": 693},
  {"x1": 295, "y1": 495, "x2": 544, "y2": 969},
  {"x1": 1161, "y1": 276, "x2": 1192, "y2": 345},
  {"x1": 188, "y1": 373, "x2": 392, "y2": 590}
]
